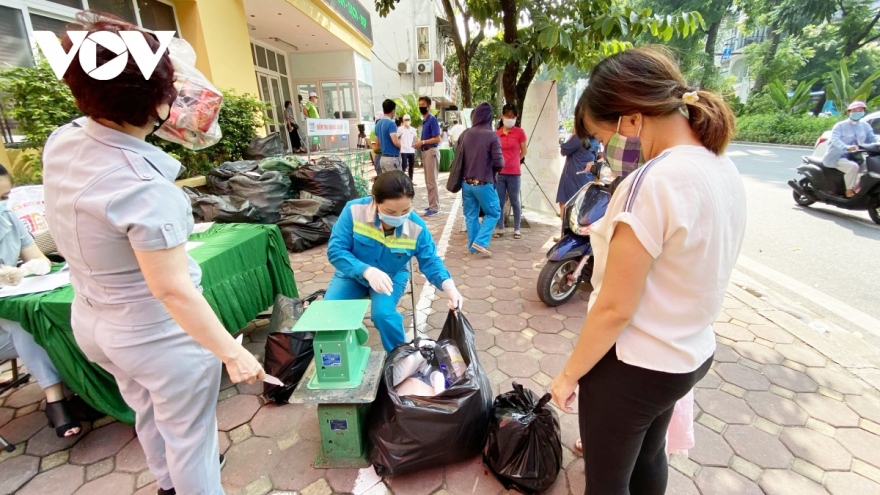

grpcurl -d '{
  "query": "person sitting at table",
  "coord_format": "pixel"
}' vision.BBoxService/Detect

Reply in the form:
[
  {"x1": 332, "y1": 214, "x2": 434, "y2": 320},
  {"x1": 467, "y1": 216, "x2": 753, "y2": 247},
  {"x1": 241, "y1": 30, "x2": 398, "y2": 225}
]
[
  {"x1": 0, "y1": 166, "x2": 81, "y2": 438},
  {"x1": 41, "y1": 13, "x2": 263, "y2": 495},
  {"x1": 326, "y1": 171, "x2": 464, "y2": 351}
]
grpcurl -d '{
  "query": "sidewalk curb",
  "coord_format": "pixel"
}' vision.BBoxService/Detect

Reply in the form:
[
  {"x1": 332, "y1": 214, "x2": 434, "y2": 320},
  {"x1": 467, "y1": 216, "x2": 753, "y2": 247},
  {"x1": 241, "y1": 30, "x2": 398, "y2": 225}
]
[{"x1": 730, "y1": 141, "x2": 813, "y2": 150}]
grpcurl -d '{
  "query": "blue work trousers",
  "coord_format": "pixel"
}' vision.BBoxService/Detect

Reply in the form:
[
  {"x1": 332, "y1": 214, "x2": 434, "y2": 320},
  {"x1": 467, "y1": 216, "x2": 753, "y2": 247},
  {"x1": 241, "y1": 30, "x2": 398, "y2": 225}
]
[
  {"x1": 324, "y1": 270, "x2": 410, "y2": 352},
  {"x1": 496, "y1": 174, "x2": 522, "y2": 230},
  {"x1": 462, "y1": 182, "x2": 501, "y2": 252}
]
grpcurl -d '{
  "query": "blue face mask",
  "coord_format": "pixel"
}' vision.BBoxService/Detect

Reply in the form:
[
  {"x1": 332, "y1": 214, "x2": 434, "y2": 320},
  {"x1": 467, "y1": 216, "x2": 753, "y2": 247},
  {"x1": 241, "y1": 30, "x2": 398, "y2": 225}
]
[
  {"x1": 850, "y1": 111, "x2": 865, "y2": 121},
  {"x1": 378, "y1": 212, "x2": 408, "y2": 228}
]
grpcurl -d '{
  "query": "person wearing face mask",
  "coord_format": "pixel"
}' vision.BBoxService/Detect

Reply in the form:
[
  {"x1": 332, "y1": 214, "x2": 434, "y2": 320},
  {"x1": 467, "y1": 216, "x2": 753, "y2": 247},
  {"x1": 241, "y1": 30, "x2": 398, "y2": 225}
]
[
  {"x1": 822, "y1": 100, "x2": 877, "y2": 198},
  {"x1": 493, "y1": 104, "x2": 528, "y2": 240},
  {"x1": 325, "y1": 171, "x2": 463, "y2": 351},
  {"x1": 414, "y1": 96, "x2": 442, "y2": 216},
  {"x1": 41, "y1": 13, "x2": 262, "y2": 495},
  {"x1": 398, "y1": 114, "x2": 418, "y2": 180},
  {"x1": 548, "y1": 47, "x2": 746, "y2": 495}
]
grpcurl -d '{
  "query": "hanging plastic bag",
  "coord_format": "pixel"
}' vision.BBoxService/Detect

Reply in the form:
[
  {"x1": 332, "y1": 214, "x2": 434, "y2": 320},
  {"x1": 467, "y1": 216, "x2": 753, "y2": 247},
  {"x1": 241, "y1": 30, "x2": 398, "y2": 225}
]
[
  {"x1": 262, "y1": 291, "x2": 324, "y2": 404},
  {"x1": 483, "y1": 383, "x2": 562, "y2": 494},
  {"x1": 666, "y1": 389, "x2": 696, "y2": 457},
  {"x1": 154, "y1": 38, "x2": 223, "y2": 150},
  {"x1": 368, "y1": 310, "x2": 493, "y2": 476}
]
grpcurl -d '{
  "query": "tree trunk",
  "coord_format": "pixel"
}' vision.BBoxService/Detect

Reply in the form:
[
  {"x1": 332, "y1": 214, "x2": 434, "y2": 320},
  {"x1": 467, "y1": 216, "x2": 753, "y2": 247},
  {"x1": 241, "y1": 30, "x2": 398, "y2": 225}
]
[
  {"x1": 752, "y1": 21, "x2": 781, "y2": 94},
  {"x1": 700, "y1": 19, "x2": 722, "y2": 88},
  {"x1": 812, "y1": 93, "x2": 827, "y2": 116},
  {"x1": 500, "y1": 0, "x2": 519, "y2": 106},
  {"x1": 440, "y1": 0, "x2": 473, "y2": 106},
  {"x1": 515, "y1": 54, "x2": 539, "y2": 115}
]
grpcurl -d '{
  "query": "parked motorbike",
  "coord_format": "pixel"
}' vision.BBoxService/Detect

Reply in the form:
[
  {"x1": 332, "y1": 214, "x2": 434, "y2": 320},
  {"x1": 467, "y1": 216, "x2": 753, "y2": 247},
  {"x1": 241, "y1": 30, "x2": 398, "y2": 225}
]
[
  {"x1": 788, "y1": 144, "x2": 880, "y2": 224},
  {"x1": 537, "y1": 162, "x2": 611, "y2": 307}
]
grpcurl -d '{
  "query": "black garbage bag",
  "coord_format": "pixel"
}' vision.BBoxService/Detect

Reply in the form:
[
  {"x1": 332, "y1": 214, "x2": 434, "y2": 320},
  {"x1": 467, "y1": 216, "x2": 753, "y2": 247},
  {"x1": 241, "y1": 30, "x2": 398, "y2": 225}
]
[
  {"x1": 206, "y1": 160, "x2": 260, "y2": 196},
  {"x1": 184, "y1": 187, "x2": 260, "y2": 223},
  {"x1": 276, "y1": 197, "x2": 337, "y2": 252},
  {"x1": 263, "y1": 291, "x2": 325, "y2": 404},
  {"x1": 243, "y1": 132, "x2": 283, "y2": 160},
  {"x1": 369, "y1": 310, "x2": 493, "y2": 476},
  {"x1": 289, "y1": 157, "x2": 359, "y2": 215},
  {"x1": 483, "y1": 383, "x2": 563, "y2": 494},
  {"x1": 228, "y1": 170, "x2": 292, "y2": 224}
]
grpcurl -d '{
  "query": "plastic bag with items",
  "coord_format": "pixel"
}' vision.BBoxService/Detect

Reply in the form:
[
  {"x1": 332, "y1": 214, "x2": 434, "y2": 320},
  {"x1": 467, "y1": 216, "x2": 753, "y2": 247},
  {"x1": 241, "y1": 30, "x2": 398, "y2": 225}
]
[
  {"x1": 206, "y1": 160, "x2": 260, "y2": 196},
  {"x1": 276, "y1": 197, "x2": 337, "y2": 253},
  {"x1": 368, "y1": 310, "x2": 493, "y2": 476},
  {"x1": 154, "y1": 38, "x2": 223, "y2": 150},
  {"x1": 289, "y1": 157, "x2": 359, "y2": 216},
  {"x1": 183, "y1": 187, "x2": 260, "y2": 223},
  {"x1": 227, "y1": 170, "x2": 292, "y2": 224},
  {"x1": 483, "y1": 383, "x2": 563, "y2": 494},
  {"x1": 262, "y1": 291, "x2": 325, "y2": 404}
]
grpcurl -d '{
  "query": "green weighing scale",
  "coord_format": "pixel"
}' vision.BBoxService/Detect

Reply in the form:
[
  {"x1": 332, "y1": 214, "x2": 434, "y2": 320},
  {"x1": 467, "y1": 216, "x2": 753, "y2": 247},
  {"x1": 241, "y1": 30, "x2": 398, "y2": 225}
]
[{"x1": 289, "y1": 300, "x2": 386, "y2": 468}]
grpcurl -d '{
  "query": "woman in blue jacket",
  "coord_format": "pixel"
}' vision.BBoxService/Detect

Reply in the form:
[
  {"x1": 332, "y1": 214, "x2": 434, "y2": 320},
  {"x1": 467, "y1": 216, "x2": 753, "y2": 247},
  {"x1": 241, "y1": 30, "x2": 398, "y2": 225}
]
[
  {"x1": 326, "y1": 171, "x2": 463, "y2": 351},
  {"x1": 556, "y1": 134, "x2": 600, "y2": 212}
]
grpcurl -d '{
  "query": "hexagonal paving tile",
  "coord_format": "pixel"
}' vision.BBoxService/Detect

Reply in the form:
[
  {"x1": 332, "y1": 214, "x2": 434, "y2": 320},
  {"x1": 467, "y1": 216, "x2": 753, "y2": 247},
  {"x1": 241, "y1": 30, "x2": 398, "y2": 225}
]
[
  {"x1": 216, "y1": 394, "x2": 261, "y2": 432},
  {"x1": 528, "y1": 315, "x2": 565, "y2": 334},
  {"x1": 694, "y1": 467, "x2": 763, "y2": 495},
  {"x1": 385, "y1": 465, "x2": 445, "y2": 495},
  {"x1": 695, "y1": 389, "x2": 756, "y2": 425},
  {"x1": 745, "y1": 391, "x2": 808, "y2": 426},
  {"x1": 835, "y1": 427, "x2": 880, "y2": 468},
  {"x1": 69, "y1": 422, "x2": 135, "y2": 466},
  {"x1": 758, "y1": 469, "x2": 829, "y2": 495},
  {"x1": 4, "y1": 382, "x2": 44, "y2": 409},
  {"x1": 0, "y1": 455, "x2": 40, "y2": 495},
  {"x1": 444, "y1": 458, "x2": 504, "y2": 495},
  {"x1": 713, "y1": 322, "x2": 755, "y2": 342},
  {"x1": 72, "y1": 472, "x2": 135, "y2": 495},
  {"x1": 714, "y1": 343, "x2": 741, "y2": 363},
  {"x1": 733, "y1": 342, "x2": 784, "y2": 365},
  {"x1": 723, "y1": 425, "x2": 793, "y2": 469},
  {"x1": 696, "y1": 369, "x2": 723, "y2": 389},
  {"x1": 25, "y1": 421, "x2": 90, "y2": 457},
  {"x1": 690, "y1": 423, "x2": 734, "y2": 467},
  {"x1": 796, "y1": 393, "x2": 860, "y2": 427},
  {"x1": 495, "y1": 331, "x2": 533, "y2": 353},
  {"x1": 0, "y1": 411, "x2": 48, "y2": 444},
  {"x1": 845, "y1": 394, "x2": 880, "y2": 424},
  {"x1": 532, "y1": 334, "x2": 573, "y2": 354},
  {"x1": 715, "y1": 363, "x2": 771, "y2": 391},
  {"x1": 748, "y1": 324, "x2": 795, "y2": 344},
  {"x1": 220, "y1": 436, "x2": 280, "y2": 490},
  {"x1": 666, "y1": 468, "x2": 700, "y2": 495},
  {"x1": 496, "y1": 352, "x2": 540, "y2": 378},
  {"x1": 824, "y1": 471, "x2": 880, "y2": 495},
  {"x1": 762, "y1": 365, "x2": 819, "y2": 393},
  {"x1": 494, "y1": 314, "x2": 528, "y2": 332},
  {"x1": 805, "y1": 368, "x2": 865, "y2": 395},
  {"x1": 16, "y1": 464, "x2": 84, "y2": 495},
  {"x1": 774, "y1": 344, "x2": 826, "y2": 367},
  {"x1": 779, "y1": 427, "x2": 852, "y2": 471},
  {"x1": 115, "y1": 437, "x2": 148, "y2": 473}
]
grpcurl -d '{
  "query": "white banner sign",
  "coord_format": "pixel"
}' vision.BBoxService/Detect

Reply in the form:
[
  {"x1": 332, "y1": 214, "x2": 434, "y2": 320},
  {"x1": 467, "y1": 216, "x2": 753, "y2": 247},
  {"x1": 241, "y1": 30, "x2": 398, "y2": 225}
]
[
  {"x1": 306, "y1": 118, "x2": 351, "y2": 136},
  {"x1": 520, "y1": 81, "x2": 563, "y2": 217}
]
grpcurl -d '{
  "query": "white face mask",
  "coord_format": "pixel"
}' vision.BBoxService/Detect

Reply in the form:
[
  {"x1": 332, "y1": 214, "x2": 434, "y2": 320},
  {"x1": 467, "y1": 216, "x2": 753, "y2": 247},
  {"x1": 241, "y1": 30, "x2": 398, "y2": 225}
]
[{"x1": 503, "y1": 118, "x2": 516, "y2": 128}]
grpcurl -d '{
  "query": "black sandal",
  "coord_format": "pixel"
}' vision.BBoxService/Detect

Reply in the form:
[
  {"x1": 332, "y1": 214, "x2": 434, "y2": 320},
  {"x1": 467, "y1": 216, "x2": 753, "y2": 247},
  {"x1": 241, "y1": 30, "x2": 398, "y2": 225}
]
[{"x1": 45, "y1": 400, "x2": 82, "y2": 438}]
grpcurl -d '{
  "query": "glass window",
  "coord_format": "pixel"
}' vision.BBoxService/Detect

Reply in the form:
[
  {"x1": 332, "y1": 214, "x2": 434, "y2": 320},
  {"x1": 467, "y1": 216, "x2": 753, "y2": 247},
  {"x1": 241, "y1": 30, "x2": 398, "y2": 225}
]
[
  {"x1": 358, "y1": 82, "x2": 373, "y2": 122},
  {"x1": 46, "y1": 0, "x2": 84, "y2": 8},
  {"x1": 297, "y1": 83, "x2": 317, "y2": 117},
  {"x1": 137, "y1": 0, "x2": 177, "y2": 32},
  {"x1": 29, "y1": 14, "x2": 73, "y2": 39},
  {"x1": 88, "y1": 0, "x2": 137, "y2": 24},
  {"x1": 277, "y1": 54, "x2": 286, "y2": 76},
  {"x1": 267, "y1": 50, "x2": 277, "y2": 72},
  {"x1": 270, "y1": 77, "x2": 284, "y2": 128},
  {"x1": 255, "y1": 45, "x2": 267, "y2": 69},
  {"x1": 259, "y1": 74, "x2": 277, "y2": 134},
  {"x1": 338, "y1": 82, "x2": 356, "y2": 119},
  {"x1": 322, "y1": 82, "x2": 339, "y2": 119},
  {"x1": 280, "y1": 77, "x2": 291, "y2": 107},
  {"x1": 0, "y1": 6, "x2": 33, "y2": 69}
]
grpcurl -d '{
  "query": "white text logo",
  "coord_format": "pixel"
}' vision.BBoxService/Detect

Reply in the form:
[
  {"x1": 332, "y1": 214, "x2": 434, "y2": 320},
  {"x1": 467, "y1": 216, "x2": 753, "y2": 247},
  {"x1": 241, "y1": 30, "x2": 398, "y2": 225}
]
[{"x1": 34, "y1": 31, "x2": 175, "y2": 80}]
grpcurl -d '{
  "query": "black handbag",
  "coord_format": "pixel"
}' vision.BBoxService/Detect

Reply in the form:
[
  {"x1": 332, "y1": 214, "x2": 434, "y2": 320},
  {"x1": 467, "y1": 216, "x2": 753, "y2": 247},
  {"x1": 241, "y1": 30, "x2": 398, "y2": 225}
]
[{"x1": 446, "y1": 130, "x2": 467, "y2": 193}]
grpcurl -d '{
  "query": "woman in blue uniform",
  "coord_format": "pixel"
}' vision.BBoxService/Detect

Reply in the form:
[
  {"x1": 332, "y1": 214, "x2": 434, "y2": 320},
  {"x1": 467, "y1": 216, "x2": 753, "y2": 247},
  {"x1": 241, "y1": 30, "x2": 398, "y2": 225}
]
[
  {"x1": 0, "y1": 167, "x2": 81, "y2": 438},
  {"x1": 42, "y1": 13, "x2": 262, "y2": 495},
  {"x1": 326, "y1": 171, "x2": 463, "y2": 351}
]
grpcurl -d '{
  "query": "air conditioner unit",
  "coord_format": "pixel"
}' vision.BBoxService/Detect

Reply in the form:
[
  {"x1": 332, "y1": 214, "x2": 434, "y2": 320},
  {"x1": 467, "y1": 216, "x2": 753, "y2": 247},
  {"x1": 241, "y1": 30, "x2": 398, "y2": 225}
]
[
  {"x1": 416, "y1": 61, "x2": 433, "y2": 74},
  {"x1": 398, "y1": 62, "x2": 412, "y2": 73}
]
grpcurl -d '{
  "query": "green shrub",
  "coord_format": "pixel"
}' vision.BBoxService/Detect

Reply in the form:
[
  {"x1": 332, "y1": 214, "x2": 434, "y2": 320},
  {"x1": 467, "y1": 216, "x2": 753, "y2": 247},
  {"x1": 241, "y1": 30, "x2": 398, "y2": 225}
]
[{"x1": 735, "y1": 114, "x2": 837, "y2": 146}]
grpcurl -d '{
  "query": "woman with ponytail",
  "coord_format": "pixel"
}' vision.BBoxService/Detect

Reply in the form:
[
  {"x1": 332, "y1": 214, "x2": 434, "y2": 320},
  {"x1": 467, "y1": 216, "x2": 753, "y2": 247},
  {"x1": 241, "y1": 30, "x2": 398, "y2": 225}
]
[{"x1": 549, "y1": 46, "x2": 747, "y2": 495}]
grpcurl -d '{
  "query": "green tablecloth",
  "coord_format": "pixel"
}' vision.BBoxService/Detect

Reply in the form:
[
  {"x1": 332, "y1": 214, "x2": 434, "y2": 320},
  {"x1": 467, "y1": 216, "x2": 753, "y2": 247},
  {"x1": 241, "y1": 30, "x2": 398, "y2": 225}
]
[
  {"x1": 439, "y1": 147, "x2": 454, "y2": 172},
  {"x1": 0, "y1": 224, "x2": 297, "y2": 424}
]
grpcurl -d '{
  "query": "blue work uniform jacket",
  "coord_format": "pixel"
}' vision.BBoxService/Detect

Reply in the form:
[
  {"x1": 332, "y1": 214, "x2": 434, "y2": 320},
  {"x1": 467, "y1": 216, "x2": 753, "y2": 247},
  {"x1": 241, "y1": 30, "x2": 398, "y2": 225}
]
[{"x1": 328, "y1": 197, "x2": 451, "y2": 288}]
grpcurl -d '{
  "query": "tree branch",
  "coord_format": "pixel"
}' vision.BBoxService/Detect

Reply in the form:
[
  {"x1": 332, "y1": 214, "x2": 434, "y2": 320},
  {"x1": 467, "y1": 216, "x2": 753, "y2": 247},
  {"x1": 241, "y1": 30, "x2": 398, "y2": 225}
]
[
  {"x1": 467, "y1": 30, "x2": 485, "y2": 60},
  {"x1": 515, "y1": 52, "x2": 539, "y2": 100},
  {"x1": 837, "y1": 0, "x2": 847, "y2": 16}
]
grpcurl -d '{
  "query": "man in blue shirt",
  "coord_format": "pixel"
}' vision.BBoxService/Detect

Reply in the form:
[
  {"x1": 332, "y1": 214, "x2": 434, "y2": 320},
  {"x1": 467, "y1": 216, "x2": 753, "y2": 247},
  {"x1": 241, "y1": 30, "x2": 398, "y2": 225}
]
[
  {"x1": 415, "y1": 96, "x2": 442, "y2": 215},
  {"x1": 822, "y1": 100, "x2": 877, "y2": 197},
  {"x1": 376, "y1": 99, "x2": 401, "y2": 173}
]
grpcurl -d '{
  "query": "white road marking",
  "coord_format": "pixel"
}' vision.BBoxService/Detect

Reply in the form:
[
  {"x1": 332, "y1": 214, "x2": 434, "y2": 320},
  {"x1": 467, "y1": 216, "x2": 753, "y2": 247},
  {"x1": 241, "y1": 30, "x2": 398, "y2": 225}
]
[{"x1": 737, "y1": 255, "x2": 880, "y2": 337}]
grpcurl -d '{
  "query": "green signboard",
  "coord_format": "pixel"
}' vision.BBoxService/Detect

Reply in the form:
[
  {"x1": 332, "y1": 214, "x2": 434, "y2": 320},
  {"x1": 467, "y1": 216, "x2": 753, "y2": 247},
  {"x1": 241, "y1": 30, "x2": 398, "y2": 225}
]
[{"x1": 323, "y1": 0, "x2": 373, "y2": 42}]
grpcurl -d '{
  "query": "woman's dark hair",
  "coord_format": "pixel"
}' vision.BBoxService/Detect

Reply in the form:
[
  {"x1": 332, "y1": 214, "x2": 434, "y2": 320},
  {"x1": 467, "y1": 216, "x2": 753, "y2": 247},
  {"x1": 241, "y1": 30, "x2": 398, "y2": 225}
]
[
  {"x1": 372, "y1": 171, "x2": 415, "y2": 203},
  {"x1": 284, "y1": 100, "x2": 292, "y2": 108},
  {"x1": 0, "y1": 165, "x2": 9, "y2": 177},
  {"x1": 62, "y1": 11, "x2": 177, "y2": 128},
  {"x1": 576, "y1": 46, "x2": 735, "y2": 155},
  {"x1": 502, "y1": 104, "x2": 518, "y2": 117}
]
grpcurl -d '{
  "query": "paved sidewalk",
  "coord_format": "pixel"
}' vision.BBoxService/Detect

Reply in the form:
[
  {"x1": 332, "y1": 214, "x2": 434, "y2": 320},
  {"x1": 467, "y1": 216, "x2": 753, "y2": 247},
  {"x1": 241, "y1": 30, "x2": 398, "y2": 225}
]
[{"x1": 2, "y1": 175, "x2": 880, "y2": 494}]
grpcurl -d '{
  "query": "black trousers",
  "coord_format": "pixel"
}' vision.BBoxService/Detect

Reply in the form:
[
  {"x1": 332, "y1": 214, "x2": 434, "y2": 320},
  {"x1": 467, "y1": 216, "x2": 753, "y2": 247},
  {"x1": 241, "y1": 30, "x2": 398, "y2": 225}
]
[
  {"x1": 401, "y1": 153, "x2": 415, "y2": 180},
  {"x1": 578, "y1": 345, "x2": 712, "y2": 495},
  {"x1": 289, "y1": 129, "x2": 302, "y2": 150}
]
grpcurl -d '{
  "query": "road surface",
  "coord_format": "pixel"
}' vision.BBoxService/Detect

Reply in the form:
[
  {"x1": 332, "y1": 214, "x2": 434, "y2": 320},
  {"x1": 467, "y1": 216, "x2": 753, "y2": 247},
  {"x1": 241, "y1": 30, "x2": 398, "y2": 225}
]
[{"x1": 726, "y1": 143, "x2": 880, "y2": 335}]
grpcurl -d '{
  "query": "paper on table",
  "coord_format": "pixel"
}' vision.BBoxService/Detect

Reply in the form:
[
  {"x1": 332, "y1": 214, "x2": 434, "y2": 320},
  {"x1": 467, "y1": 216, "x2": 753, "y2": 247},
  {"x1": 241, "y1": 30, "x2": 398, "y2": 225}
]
[
  {"x1": 0, "y1": 272, "x2": 71, "y2": 298},
  {"x1": 185, "y1": 242, "x2": 204, "y2": 252},
  {"x1": 191, "y1": 222, "x2": 214, "y2": 234}
]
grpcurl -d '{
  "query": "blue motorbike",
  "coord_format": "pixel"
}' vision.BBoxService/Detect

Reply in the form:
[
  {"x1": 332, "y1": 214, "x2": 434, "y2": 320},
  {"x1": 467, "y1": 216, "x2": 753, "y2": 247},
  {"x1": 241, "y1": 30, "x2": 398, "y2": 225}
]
[{"x1": 537, "y1": 162, "x2": 612, "y2": 307}]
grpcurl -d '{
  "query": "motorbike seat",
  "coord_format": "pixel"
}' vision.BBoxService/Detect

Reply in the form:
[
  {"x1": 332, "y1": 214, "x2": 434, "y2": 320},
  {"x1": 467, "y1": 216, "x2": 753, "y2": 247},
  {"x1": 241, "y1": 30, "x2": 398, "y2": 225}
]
[{"x1": 802, "y1": 156, "x2": 825, "y2": 166}]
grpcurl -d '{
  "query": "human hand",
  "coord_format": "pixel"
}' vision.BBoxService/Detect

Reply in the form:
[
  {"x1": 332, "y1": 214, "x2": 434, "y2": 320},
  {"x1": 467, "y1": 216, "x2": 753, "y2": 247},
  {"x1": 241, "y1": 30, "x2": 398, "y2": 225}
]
[
  {"x1": 364, "y1": 267, "x2": 393, "y2": 295},
  {"x1": 21, "y1": 259, "x2": 51, "y2": 276},
  {"x1": 550, "y1": 371, "x2": 578, "y2": 413},
  {"x1": 848, "y1": 145, "x2": 859, "y2": 151},
  {"x1": 442, "y1": 279, "x2": 463, "y2": 311},
  {"x1": 223, "y1": 346, "x2": 266, "y2": 384},
  {"x1": 415, "y1": 140, "x2": 422, "y2": 148},
  {"x1": 0, "y1": 266, "x2": 25, "y2": 287}
]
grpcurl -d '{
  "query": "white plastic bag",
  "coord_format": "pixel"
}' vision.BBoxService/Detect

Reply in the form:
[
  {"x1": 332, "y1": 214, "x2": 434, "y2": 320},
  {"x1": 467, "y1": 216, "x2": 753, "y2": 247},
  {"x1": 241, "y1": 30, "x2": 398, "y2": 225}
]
[
  {"x1": 666, "y1": 388, "x2": 695, "y2": 457},
  {"x1": 7, "y1": 185, "x2": 48, "y2": 235},
  {"x1": 154, "y1": 38, "x2": 223, "y2": 150}
]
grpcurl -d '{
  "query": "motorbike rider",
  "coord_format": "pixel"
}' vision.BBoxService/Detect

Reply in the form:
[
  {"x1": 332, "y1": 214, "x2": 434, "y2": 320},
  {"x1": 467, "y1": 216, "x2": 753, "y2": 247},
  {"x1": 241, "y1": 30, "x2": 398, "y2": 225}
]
[{"x1": 822, "y1": 101, "x2": 877, "y2": 197}]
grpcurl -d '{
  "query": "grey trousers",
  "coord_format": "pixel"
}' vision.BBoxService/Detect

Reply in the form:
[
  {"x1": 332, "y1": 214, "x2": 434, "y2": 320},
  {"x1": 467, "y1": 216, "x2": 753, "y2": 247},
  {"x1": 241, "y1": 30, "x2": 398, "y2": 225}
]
[
  {"x1": 379, "y1": 155, "x2": 401, "y2": 173},
  {"x1": 0, "y1": 316, "x2": 62, "y2": 389},
  {"x1": 72, "y1": 302, "x2": 223, "y2": 495},
  {"x1": 422, "y1": 147, "x2": 440, "y2": 211}
]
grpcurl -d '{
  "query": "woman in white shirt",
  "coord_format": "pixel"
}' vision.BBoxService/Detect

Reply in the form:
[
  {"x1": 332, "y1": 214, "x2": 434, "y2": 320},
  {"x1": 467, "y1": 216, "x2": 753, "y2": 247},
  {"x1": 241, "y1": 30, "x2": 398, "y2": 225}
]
[
  {"x1": 549, "y1": 47, "x2": 746, "y2": 495},
  {"x1": 398, "y1": 114, "x2": 417, "y2": 180}
]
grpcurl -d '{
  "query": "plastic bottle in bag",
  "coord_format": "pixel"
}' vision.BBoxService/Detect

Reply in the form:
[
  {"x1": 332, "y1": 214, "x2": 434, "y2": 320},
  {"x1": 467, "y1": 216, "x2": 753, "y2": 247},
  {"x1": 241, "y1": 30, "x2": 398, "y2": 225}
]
[{"x1": 434, "y1": 339, "x2": 467, "y2": 387}]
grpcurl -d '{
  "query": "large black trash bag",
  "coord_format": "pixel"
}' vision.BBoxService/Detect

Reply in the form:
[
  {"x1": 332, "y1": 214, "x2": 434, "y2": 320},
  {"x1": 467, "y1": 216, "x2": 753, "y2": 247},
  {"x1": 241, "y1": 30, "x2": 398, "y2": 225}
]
[
  {"x1": 243, "y1": 132, "x2": 283, "y2": 160},
  {"x1": 184, "y1": 187, "x2": 260, "y2": 223},
  {"x1": 263, "y1": 291, "x2": 325, "y2": 404},
  {"x1": 228, "y1": 170, "x2": 292, "y2": 224},
  {"x1": 289, "y1": 157, "x2": 359, "y2": 215},
  {"x1": 276, "y1": 197, "x2": 337, "y2": 252},
  {"x1": 483, "y1": 383, "x2": 563, "y2": 494},
  {"x1": 369, "y1": 310, "x2": 493, "y2": 476},
  {"x1": 206, "y1": 160, "x2": 260, "y2": 196}
]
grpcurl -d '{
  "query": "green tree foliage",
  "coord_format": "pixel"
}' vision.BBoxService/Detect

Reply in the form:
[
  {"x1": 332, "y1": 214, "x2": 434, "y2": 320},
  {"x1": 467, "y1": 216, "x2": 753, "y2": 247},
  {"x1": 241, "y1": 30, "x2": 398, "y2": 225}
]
[
  {"x1": 444, "y1": 43, "x2": 503, "y2": 112},
  {"x1": 767, "y1": 78, "x2": 819, "y2": 114},
  {"x1": 824, "y1": 60, "x2": 880, "y2": 113}
]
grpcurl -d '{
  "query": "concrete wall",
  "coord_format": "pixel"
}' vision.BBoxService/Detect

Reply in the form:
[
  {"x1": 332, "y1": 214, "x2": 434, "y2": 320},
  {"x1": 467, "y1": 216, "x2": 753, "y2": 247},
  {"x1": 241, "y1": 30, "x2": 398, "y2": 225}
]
[{"x1": 288, "y1": 51, "x2": 356, "y2": 80}]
